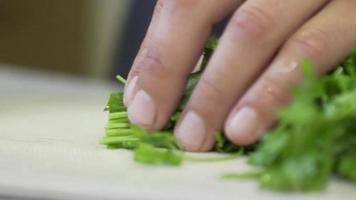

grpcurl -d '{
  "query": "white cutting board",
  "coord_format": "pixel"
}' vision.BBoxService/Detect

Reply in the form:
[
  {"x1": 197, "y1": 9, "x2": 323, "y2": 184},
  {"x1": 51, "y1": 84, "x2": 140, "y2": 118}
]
[{"x1": 0, "y1": 66, "x2": 355, "y2": 200}]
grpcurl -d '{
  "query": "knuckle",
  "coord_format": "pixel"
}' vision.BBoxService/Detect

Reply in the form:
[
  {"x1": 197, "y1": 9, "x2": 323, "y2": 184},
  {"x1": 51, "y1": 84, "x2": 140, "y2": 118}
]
[
  {"x1": 229, "y1": 4, "x2": 275, "y2": 38},
  {"x1": 196, "y1": 76, "x2": 226, "y2": 105},
  {"x1": 130, "y1": 47, "x2": 172, "y2": 82},
  {"x1": 289, "y1": 29, "x2": 328, "y2": 59}
]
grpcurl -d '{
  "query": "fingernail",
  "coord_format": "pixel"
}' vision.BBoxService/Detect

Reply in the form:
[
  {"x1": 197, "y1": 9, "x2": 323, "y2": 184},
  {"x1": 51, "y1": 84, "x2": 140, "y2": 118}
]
[
  {"x1": 128, "y1": 90, "x2": 156, "y2": 126},
  {"x1": 175, "y1": 111, "x2": 206, "y2": 151},
  {"x1": 227, "y1": 106, "x2": 259, "y2": 137},
  {"x1": 124, "y1": 76, "x2": 138, "y2": 106}
]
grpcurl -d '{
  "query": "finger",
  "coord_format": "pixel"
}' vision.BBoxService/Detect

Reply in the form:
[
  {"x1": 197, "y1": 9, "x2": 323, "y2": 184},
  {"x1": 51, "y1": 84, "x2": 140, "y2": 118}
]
[
  {"x1": 124, "y1": 0, "x2": 242, "y2": 130},
  {"x1": 175, "y1": 0, "x2": 329, "y2": 151},
  {"x1": 225, "y1": 0, "x2": 356, "y2": 145}
]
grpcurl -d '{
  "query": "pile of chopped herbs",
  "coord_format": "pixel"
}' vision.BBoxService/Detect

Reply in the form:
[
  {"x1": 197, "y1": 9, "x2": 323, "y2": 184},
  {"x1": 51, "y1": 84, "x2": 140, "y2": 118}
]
[{"x1": 100, "y1": 37, "x2": 356, "y2": 191}]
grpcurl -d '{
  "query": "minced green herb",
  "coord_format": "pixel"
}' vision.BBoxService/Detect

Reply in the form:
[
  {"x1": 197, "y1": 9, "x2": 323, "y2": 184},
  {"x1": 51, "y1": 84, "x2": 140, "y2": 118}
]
[
  {"x1": 101, "y1": 37, "x2": 242, "y2": 165},
  {"x1": 243, "y1": 50, "x2": 356, "y2": 191},
  {"x1": 101, "y1": 37, "x2": 356, "y2": 191}
]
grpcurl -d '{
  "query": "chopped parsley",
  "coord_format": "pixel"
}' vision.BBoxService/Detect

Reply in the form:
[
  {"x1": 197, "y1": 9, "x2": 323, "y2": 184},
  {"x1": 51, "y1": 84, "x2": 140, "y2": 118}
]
[{"x1": 101, "y1": 38, "x2": 356, "y2": 191}]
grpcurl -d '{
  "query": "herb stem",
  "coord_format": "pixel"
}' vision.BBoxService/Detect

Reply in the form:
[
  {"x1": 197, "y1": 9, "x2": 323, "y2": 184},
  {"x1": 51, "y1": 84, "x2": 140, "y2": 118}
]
[
  {"x1": 184, "y1": 151, "x2": 243, "y2": 162},
  {"x1": 109, "y1": 112, "x2": 128, "y2": 120},
  {"x1": 116, "y1": 75, "x2": 127, "y2": 84}
]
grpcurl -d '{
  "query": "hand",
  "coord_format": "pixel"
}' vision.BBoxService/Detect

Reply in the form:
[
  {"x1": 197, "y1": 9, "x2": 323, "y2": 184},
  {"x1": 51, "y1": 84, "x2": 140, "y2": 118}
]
[{"x1": 123, "y1": 0, "x2": 356, "y2": 152}]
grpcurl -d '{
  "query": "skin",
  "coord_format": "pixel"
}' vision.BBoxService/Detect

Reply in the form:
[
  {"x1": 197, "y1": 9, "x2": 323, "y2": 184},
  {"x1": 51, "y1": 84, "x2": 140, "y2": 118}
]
[{"x1": 124, "y1": 0, "x2": 356, "y2": 152}]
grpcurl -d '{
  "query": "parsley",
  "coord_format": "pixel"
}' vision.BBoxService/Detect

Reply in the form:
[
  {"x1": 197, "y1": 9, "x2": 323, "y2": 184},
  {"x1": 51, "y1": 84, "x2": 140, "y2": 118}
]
[
  {"x1": 101, "y1": 37, "x2": 241, "y2": 166},
  {"x1": 134, "y1": 144, "x2": 183, "y2": 165},
  {"x1": 101, "y1": 38, "x2": 356, "y2": 191},
  {"x1": 225, "y1": 49, "x2": 356, "y2": 191}
]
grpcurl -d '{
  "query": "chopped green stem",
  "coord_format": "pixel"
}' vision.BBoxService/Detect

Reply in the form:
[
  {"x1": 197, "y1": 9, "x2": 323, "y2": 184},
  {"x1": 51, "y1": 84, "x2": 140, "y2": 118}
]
[
  {"x1": 106, "y1": 122, "x2": 130, "y2": 129},
  {"x1": 116, "y1": 75, "x2": 127, "y2": 84},
  {"x1": 105, "y1": 128, "x2": 133, "y2": 136},
  {"x1": 100, "y1": 136, "x2": 139, "y2": 145},
  {"x1": 134, "y1": 144, "x2": 184, "y2": 165},
  {"x1": 107, "y1": 119, "x2": 129, "y2": 124},
  {"x1": 222, "y1": 171, "x2": 263, "y2": 180},
  {"x1": 184, "y1": 150, "x2": 243, "y2": 162},
  {"x1": 109, "y1": 112, "x2": 128, "y2": 120}
]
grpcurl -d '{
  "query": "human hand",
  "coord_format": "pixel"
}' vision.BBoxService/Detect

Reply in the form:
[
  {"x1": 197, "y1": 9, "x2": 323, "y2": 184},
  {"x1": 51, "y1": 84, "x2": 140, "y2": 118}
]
[{"x1": 123, "y1": 0, "x2": 356, "y2": 151}]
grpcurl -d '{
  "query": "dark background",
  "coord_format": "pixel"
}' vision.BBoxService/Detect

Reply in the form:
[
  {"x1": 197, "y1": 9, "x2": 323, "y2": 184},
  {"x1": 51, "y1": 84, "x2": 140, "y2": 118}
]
[
  {"x1": 115, "y1": 0, "x2": 228, "y2": 79},
  {"x1": 0, "y1": 0, "x2": 228, "y2": 79}
]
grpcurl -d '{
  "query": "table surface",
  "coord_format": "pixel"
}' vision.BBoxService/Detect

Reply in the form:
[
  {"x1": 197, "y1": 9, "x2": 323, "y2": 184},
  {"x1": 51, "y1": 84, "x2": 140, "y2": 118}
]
[{"x1": 0, "y1": 65, "x2": 355, "y2": 200}]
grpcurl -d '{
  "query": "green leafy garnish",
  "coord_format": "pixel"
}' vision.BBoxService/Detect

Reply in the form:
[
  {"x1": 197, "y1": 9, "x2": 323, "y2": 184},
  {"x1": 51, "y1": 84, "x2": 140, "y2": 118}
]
[
  {"x1": 226, "y1": 49, "x2": 356, "y2": 191},
  {"x1": 134, "y1": 144, "x2": 183, "y2": 165},
  {"x1": 101, "y1": 37, "x2": 356, "y2": 191},
  {"x1": 101, "y1": 38, "x2": 240, "y2": 166}
]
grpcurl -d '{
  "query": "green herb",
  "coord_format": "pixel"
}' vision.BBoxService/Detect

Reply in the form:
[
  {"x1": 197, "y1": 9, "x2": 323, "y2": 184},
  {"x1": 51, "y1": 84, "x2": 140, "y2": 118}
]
[
  {"x1": 222, "y1": 171, "x2": 262, "y2": 180},
  {"x1": 101, "y1": 93, "x2": 183, "y2": 164},
  {"x1": 101, "y1": 37, "x2": 356, "y2": 191},
  {"x1": 184, "y1": 148, "x2": 243, "y2": 162},
  {"x1": 134, "y1": 144, "x2": 183, "y2": 165},
  {"x1": 101, "y1": 37, "x2": 241, "y2": 166},
  {"x1": 232, "y1": 50, "x2": 356, "y2": 191},
  {"x1": 116, "y1": 75, "x2": 127, "y2": 84}
]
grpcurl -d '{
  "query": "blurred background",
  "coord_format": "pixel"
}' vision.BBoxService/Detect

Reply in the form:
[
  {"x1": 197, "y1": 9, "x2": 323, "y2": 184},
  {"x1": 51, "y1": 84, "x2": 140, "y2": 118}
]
[
  {"x1": 0, "y1": 0, "x2": 156, "y2": 79},
  {"x1": 0, "y1": 0, "x2": 227, "y2": 80},
  {"x1": 0, "y1": 2, "x2": 231, "y2": 198}
]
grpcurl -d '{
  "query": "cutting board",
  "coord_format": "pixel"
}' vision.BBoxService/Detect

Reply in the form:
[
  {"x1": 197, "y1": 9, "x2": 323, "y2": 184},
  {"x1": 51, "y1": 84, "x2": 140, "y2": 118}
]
[{"x1": 0, "y1": 66, "x2": 355, "y2": 200}]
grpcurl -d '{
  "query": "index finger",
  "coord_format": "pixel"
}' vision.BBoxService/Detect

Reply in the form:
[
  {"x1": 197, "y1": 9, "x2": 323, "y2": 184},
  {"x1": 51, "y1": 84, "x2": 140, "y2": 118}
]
[{"x1": 124, "y1": 0, "x2": 242, "y2": 130}]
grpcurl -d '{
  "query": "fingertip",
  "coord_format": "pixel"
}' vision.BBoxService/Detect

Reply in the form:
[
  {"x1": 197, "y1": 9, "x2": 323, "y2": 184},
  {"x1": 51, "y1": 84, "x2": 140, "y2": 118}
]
[
  {"x1": 127, "y1": 90, "x2": 157, "y2": 128},
  {"x1": 225, "y1": 128, "x2": 260, "y2": 146},
  {"x1": 198, "y1": 134, "x2": 216, "y2": 152},
  {"x1": 123, "y1": 76, "x2": 138, "y2": 107},
  {"x1": 224, "y1": 106, "x2": 262, "y2": 145},
  {"x1": 174, "y1": 111, "x2": 206, "y2": 152}
]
